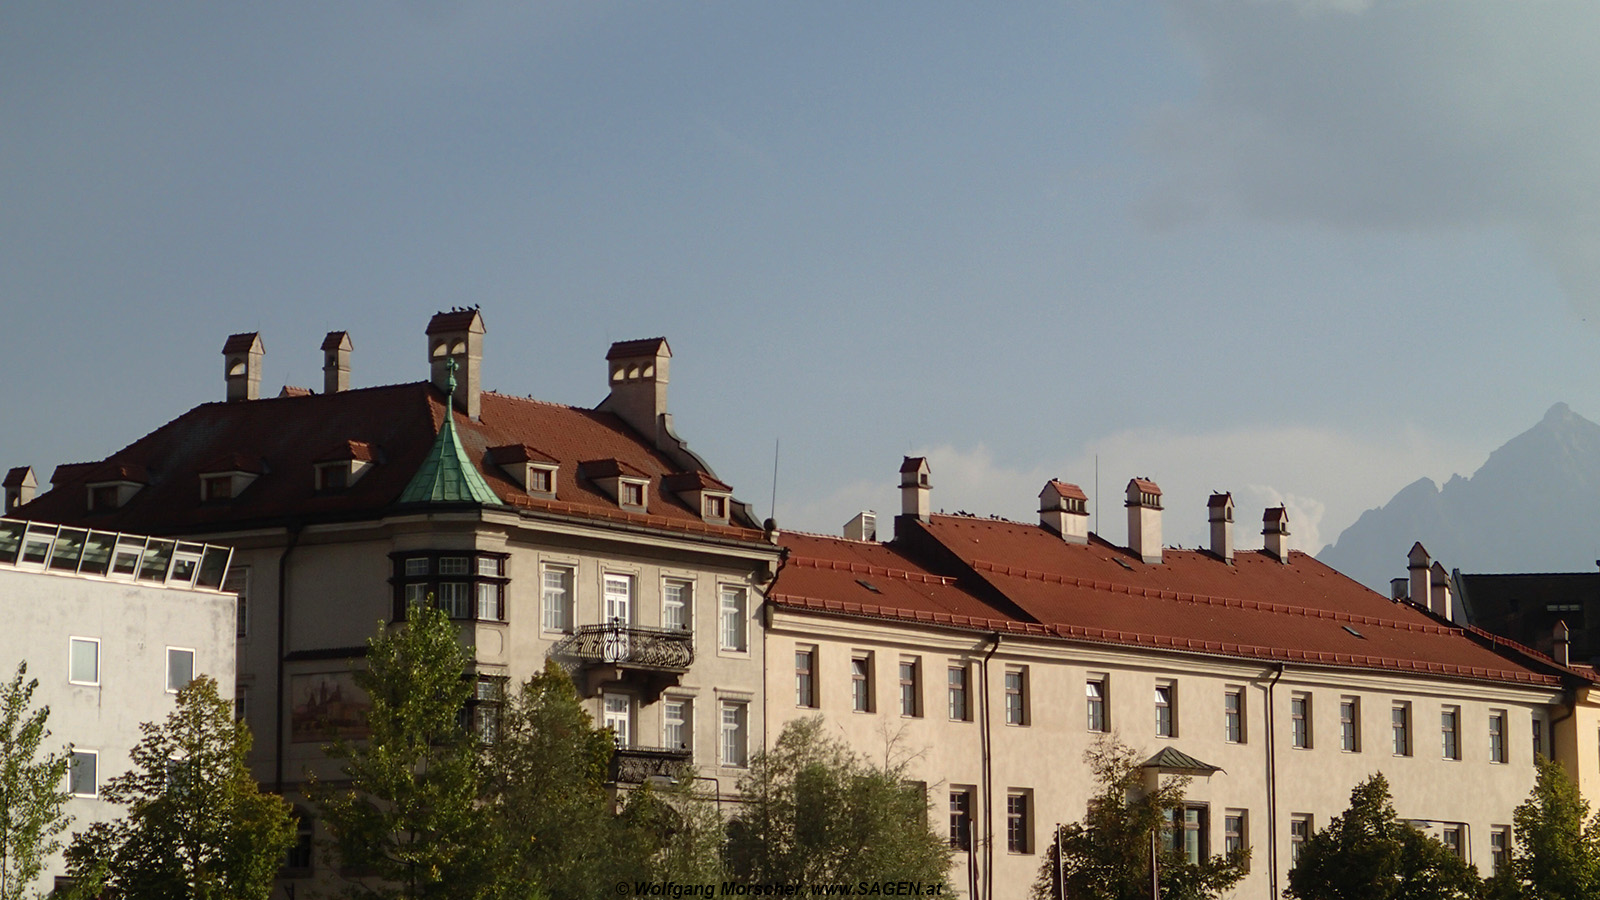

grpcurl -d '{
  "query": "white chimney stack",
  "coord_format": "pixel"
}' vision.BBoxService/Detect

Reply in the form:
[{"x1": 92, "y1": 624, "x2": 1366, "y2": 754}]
[
  {"x1": 900, "y1": 458, "x2": 931, "y2": 522},
  {"x1": 1429, "y1": 561, "x2": 1454, "y2": 622},
  {"x1": 1262, "y1": 506, "x2": 1290, "y2": 563},
  {"x1": 222, "y1": 332, "x2": 264, "y2": 402},
  {"x1": 844, "y1": 511, "x2": 877, "y2": 542},
  {"x1": 323, "y1": 331, "x2": 352, "y2": 394},
  {"x1": 1039, "y1": 480, "x2": 1090, "y2": 544},
  {"x1": 1407, "y1": 542, "x2": 1432, "y2": 610},
  {"x1": 1208, "y1": 493, "x2": 1234, "y2": 563},
  {"x1": 1125, "y1": 478, "x2": 1163, "y2": 564}
]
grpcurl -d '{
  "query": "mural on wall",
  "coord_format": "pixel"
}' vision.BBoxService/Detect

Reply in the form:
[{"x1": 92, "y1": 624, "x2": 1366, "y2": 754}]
[{"x1": 290, "y1": 671, "x2": 370, "y2": 742}]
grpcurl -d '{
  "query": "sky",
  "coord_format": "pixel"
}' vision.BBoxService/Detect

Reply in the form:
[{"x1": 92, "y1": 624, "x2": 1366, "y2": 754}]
[{"x1": 5, "y1": 1, "x2": 1600, "y2": 561}]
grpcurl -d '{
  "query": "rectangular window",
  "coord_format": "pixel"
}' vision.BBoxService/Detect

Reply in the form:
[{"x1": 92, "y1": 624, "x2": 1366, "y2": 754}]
[
  {"x1": 1087, "y1": 677, "x2": 1109, "y2": 733},
  {"x1": 166, "y1": 647, "x2": 195, "y2": 693},
  {"x1": 1291, "y1": 693, "x2": 1311, "y2": 749},
  {"x1": 439, "y1": 556, "x2": 470, "y2": 576},
  {"x1": 948, "y1": 665, "x2": 970, "y2": 721},
  {"x1": 68, "y1": 751, "x2": 97, "y2": 798},
  {"x1": 720, "y1": 702, "x2": 748, "y2": 767},
  {"x1": 1163, "y1": 805, "x2": 1207, "y2": 865},
  {"x1": 1005, "y1": 668, "x2": 1029, "y2": 726},
  {"x1": 1007, "y1": 791, "x2": 1032, "y2": 854},
  {"x1": 795, "y1": 649, "x2": 817, "y2": 708},
  {"x1": 621, "y1": 481, "x2": 645, "y2": 507},
  {"x1": 404, "y1": 583, "x2": 427, "y2": 607},
  {"x1": 900, "y1": 659, "x2": 921, "y2": 717},
  {"x1": 1290, "y1": 814, "x2": 1313, "y2": 864},
  {"x1": 1224, "y1": 810, "x2": 1248, "y2": 869},
  {"x1": 1534, "y1": 715, "x2": 1546, "y2": 760},
  {"x1": 404, "y1": 557, "x2": 430, "y2": 577},
  {"x1": 664, "y1": 699, "x2": 692, "y2": 752},
  {"x1": 852, "y1": 654, "x2": 873, "y2": 713},
  {"x1": 69, "y1": 637, "x2": 99, "y2": 686},
  {"x1": 1393, "y1": 703, "x2": 1412, "y2": 756},
  {"x1": 1156, "y1": 683, "x2": 1177, "y2": 738},
  {"x1": 949, "y1": 788, "x2": 974, "y2": 851},
  {"x1": 663, "y1": 579, "x2": 691, "y2": 631},
  {"x1": 1491, "y1": 826, "x2": 1510, "y2": 873},
  {"x1": 1340, "y1": 697, "x2": 1361, "y2": 752},
  {"x1": 542, "y1": 566, "x2": 574, "y2": 633},
  {"x1": 438, "y1": 582, "x2": 471, "y2": 618},
  {"x1": 475, "y1": 582, "x2": 502, "y2": 621},
  {"x1": 720, "y1": 587, "x2": 748, "y2": 652},
  {"x1": 1442, "y1": 706, "x2": 1461, "y2": 760},
  {"x1": 235, "y1": 683, "x2": 249, "y2": 722},
  {"x1": 603, "y1": 574, "x2": 633, "y2": 624},
  {"x1": 603, "y1": 693, "x2": 632, "y2": 747},
  {"x1": 1490, "y1": 711, "x2": 1507, "y2": 763},
  {"x1": 1442, "y1": 826, "x2": 1463, "y2": 858},
  {"x1": 1225, "y1": 688, "x2": 1244, "y2": 743}
]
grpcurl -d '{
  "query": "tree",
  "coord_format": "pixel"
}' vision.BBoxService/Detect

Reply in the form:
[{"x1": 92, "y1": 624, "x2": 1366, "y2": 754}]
[
  {"x1": 0, "y1": 662, "x2": 70, "y2": 900},
  {"x1": 62, "y1": 676, "x2": 294, "y2": 900},
  {"x1": 1032, "y1": 738, "x2": 1247, "y2": 900},
  {"x1": 726, "y1": 717, "x2": 949, "y2": 888},
  {"x1": 618, "y1": 773, "x2": 726, "y2": 887},
  {"x1": 1485, "y1": 756, "x2": 1600, "y2": 900},
  {"x1": 1285, "y1": 773, "x2": 1480, "y2": 900},
  {"x1": 313, "y1": 604, "x2": 499, "y2": 900}
]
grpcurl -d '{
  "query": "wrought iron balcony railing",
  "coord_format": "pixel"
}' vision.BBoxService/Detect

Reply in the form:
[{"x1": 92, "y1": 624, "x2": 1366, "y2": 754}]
[
  {"x1": 549, "y1": 622, "x2": 694, "y2": 672},
  {"x1": 610, "y1": 743, "x2": 693, "y2": 785}
]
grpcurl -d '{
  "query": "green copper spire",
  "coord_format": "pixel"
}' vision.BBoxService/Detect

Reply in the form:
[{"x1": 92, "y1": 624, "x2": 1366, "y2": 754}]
[{"x1": 399, "y1": 360, "x2": 500, "y2": 505}]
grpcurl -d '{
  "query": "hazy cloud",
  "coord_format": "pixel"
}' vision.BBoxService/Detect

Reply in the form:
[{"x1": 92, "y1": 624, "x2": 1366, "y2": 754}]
[{"x1": 1147, "y1": 0, "x2": 1600, "y2": 309}]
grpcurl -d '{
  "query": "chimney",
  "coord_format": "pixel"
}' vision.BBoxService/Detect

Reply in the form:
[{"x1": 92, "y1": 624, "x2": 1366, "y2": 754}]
[
  {"x1": 1039, "y1": 480, "x2": 1089, "y2": 544},
  {"x1": 1208, "y1": 492, "x2": 1234, "y2": 563},
  {"x1": 426, "y1": 308, "x2": 485, "y2": 418},
  {"x1": 1429, "y1": 561, "x2": 1453, "y2": 621},
  {"x1": 1262, "y1": 506, "x2": 1290, "y2": 563},
  {"x1": 1125, "y1": 478, "x2": 1163, "y2": 564},
  {"x1": 323, "y1": 331, "x2": 352, "y2": 394},
  {"x1": 222, "y1": 333, "x2": 264, "y2": 402},
  {"x1": 3, "y1": 466, "x2": 36, "y2": 514},
  {"x1": 1554, "y1": 620, "x2": 1572, "y2": 666},
  {"x1": 597, "y1": 338, "x2": 672, "y2": 445},
  {"x1": 844, "y1": 511, "x2": 877, "y2": 542},
  {"x1": 900, "y1": 457, "x2": 931, "y2": 522},
  {"x1": 1407, "y1": 542, "x2": 1432, "y2": 610},
  {"x1": 1390, "y1": 578, "x2": 1409, "y2": 602}
]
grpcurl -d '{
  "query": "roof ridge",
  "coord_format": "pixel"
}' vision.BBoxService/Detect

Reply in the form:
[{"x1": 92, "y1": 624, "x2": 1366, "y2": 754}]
[
  {"x1": 480, "y1": 390, "x2": 581, "y2": 410},
  {"x1": 786, "y1": 554, "x2": 956, "y2": 586}
]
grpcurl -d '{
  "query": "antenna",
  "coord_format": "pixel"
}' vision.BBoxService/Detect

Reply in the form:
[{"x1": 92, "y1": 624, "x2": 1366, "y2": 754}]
[
  {"x1": 770, "y1": 437, "x2": 780, "y2": 523},
  {"x1": 1094, "y1": 454, "x2": 1099, "y2": 535}
]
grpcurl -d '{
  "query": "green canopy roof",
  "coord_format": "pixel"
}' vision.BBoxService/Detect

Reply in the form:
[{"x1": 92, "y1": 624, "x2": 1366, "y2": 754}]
[
  {"x1": 399, "y1": 363, "x2": 500, "y2": 505},
  {"x1": 1141, "y1": 747, "x2": 1222, "y2": 775}
]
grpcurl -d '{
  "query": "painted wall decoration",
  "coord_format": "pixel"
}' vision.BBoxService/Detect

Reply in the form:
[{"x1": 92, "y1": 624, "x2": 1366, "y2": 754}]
[{"x1": 290, "y1": 671, "x2": 370, "y2": 742}]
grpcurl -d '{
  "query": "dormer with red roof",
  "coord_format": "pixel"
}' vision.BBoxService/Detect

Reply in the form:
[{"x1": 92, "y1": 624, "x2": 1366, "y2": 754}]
[
  {"x1": 313, "y1": 441, "x2": 380, "y2": 492},
  {"x1": 427, "y1": 308, "x2": 484, "y2": 418},
  {"x1": 222, "y1": 332, "x2": 264, "y2": 402},
  {"x1": 487, "y1": 444, "x2": 559, "y2": 499},
  {"x1": 1125, "y1": 477, "x2": 1163, "y2": 564},
  {"x1": 663, "y1": 470, "x2": 733, "y2": 524},
  {"x1": 580, "y1": 458, "x2": 650, "y2": 513},
  {"x1": 3, "y1": 467, "x2": 35, "y2": 514},
  {"x1": 198, "y1": 452, "x2": 265, "y2": 503},
  {"x1": 85, "y1": 461, "x2": 148, "y2": 512},
  {"x1": 1039, "y1": 480, "x2": 1089, "y2": 544}
]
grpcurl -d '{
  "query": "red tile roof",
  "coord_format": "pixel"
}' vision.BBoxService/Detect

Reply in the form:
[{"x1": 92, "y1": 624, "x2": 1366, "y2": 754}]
[
  {"x1": 222, "y1": 332, "x2": 262, "y2": 353},
  {"x1": 426, "y1": 309, "x2": 483, "y2": 334},
  {"x1": 606, "y1": 337, "x2": 670, "y2": 360},
  {"x1": 768, "y1": 515, "x2": 1579, "y2": 688},
  {"x1": 322, "y1": 331, "x2": 351, "y2": 351},
  {"x1": 486, "y1": 444, "x2": 558, "y2": 465},
  {"x1": 16, "y1": 382, "x2": 763, "y2": 541},
  {"x1": 1128, "y1": 477, "x2": 1161, "y2": 495},
  {"x1": 279, "y1": 386, "x2": 313, "y2": 398},
  {"x1": 314, "y1": 440, "x2": 380, "y2": 463},
  {"x1": 88, "y1": 461, "x2": 148, "y2": 484},
  {"x1": 1043, "y1": 480, "x2": 1088, "y2": 501},
  {"x1": 200, "y1": 452, "x2": 265, "y2": 475},
  {"x1": 663, "y1": 471, "x2": 733, "y2": 493}
]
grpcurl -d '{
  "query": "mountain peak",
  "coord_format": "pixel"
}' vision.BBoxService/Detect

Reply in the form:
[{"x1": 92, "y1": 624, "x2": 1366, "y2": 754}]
[{"x1": 1543, "y1": 401, "x2": 1574, "y2": 424}]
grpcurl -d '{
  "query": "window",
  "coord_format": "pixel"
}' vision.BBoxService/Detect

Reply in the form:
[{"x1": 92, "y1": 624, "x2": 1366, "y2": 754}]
[
  {"x1": 950, "y1": 788, "x2": 974, "y2": 850},
  {"x1": 1163, "y1": 805, "x2": 1207, "y2": 865},
  {"x1": 528, "y1": 467, "x2": 552, "y2": 494},
  {"x1": 393, "y1": 552, "x2": 509, "y2": 623},
  {"x1": 315, "y1": 464, "x2": 348, "y2": 491},
  {"x1": 704, "y1": 495, "x2": 726, "y2": 519},
  {"x1": 663, "y1": 579, "x2": 691, "y2": 631},
  {"x1": 720, "y1": 702, "x2": 748, "y2": 767},
  {"x1": 1224, "y1": 810, "x2": 1248, "y2": 869},
  {"x1": 285, "y1": 809, "x2": 315, "y2": 873},
  {"x1": 900, "y1": 659, "x2": 921, "y2": 717},
  {"x1": 621, "y1": 481, "x2": 645, "y2": 508},
  {"x1": 202, "y1": 475, "x2": 232, "y2": 501},
  {"x1": 1534, "y1": 715, "x2": 1546, "y2": 760},
  {"x1": 1393, "y1": 703, "x2": 1412, "y2": 756},
  {"x1": 796, "y1": 649, "x2": 817, "y2": 708},
  {"x1": 664, "y1": 699, "x2": 692, "y2": 752},
  {"x1": 1087, "y1": 677, "x2": 1108, "y2": 733},
  {"x1": 69, "y1": 637, "x2": 99, "y2": 686},
  {"x1": 1441, "y1": 706, "x2": 1461, "y2": 760},
  {"x1": 1005, "y1": 668, "x2": 1029, "y2": 726},
  {"x1": 603, "y1": 574, "x2": 633, "y2": 625},
  {"x1": 1491, "y1": 826, "x2": 1510, "y2": 874},
  {"x1": 167, "y1": 647, "x2": 195, "y2": 692},
  {"x1": 469, "y1": 676, "x2": 503, "y2": 743},
  {"x1": 603, "y1": 693, "x2": 632, "y2": 747},
  {"x1": 225, "y1": 566, "x2": 249, "y2": 638},
  {"x1": 720, "y1": 587, "x2": 748, "y2": 652},
  {"x1": 1291, "y1": 693, "x2": 1311, "y2": 749},
  {"x1": 1007, "y1": 791, "x2": 1032, "y2": 853},
  {"x1": 542, "y1": 566, "x2": 574, "y2": 633},
  {"x1": 948, "y1": 664, "x2": 970, "y2": 721},
  {"x1": 1442, "y1": 826, "x2": 1463, "y2": 858},
  {"x1": 1290, "y1": 815, "x2": 1313, "y2": 864},
  {"x1": 1156, "y1": 683, "x2": 1177, "y2": 738},
  {"x1": 852, "y1": 654, "x2": 873, "y2": 712},
  {"x1": 1224, "y1": 688, "x2": 1244, "y2": 743},
  {"x1": 235, "y1": 683, "x2": 249, "y2": 722},
  {"x1": 68, "y1": 751, "x2": 97, "y2": 797},
  {"x1": 1340, "y1": 697, "x2": 1361, "y2": 752},
  {"x1": 1490, "y1": 711, "x2": 1507, "y2": 763},
  {"x1": 90, "y1": 484, "x2": 119, "y2": 511}
]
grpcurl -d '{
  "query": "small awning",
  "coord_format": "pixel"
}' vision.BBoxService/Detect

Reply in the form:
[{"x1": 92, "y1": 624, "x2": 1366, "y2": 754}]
[{"x1": 1142, "y1": 747, "x2": 1222, "y2": 776}]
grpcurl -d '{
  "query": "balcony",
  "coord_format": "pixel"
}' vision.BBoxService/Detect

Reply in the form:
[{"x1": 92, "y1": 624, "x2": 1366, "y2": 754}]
[
  {"x1": 610, "y1": 744, "x2": 693, "y2": 785},
  {"x1": 549, "y1": 622, "x2": 694, "y2": 701}
]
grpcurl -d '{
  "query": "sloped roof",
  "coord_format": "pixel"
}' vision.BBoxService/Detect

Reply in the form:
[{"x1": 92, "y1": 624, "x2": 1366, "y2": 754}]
[
  {"x1": 399, "y1": 406, "x2": 498, "y2": 504},
  {"x1": 768, "y1": 516, "x2": 1579, "y2": 688},
  {"x1": 607, "y1": 337, "x2": 670, "y2": 359},
  {"x1": 1143, "y1": 747, "x2": 1220, "y2": 775}
]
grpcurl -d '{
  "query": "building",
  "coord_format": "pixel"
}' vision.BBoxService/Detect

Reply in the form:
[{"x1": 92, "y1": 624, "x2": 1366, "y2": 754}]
[
  {"x1": 0, "y1": 516, "x2": 237, "y2": 894},
  {"x1": 13, "y1": 310, "x2": 782, "y2": 891},
  {"x1": 764, "y1": 460, "x2": 1593, "y2": 900}
]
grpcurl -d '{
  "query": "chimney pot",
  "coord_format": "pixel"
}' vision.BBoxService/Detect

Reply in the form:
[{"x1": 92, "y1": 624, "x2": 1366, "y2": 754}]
[
  {"x1": 1390, "y1": 578, "x2": 1409, "y2": 602},
  {"x1": 3, "y1": 466, "x2": 36, "y2": 514},
  {"x1": 426, "y1": 309, "x2": 485, "y2": 418},
  {"x1": 1429, "y1": 561, "x2": 1454, "y2": 621},
  {"x1": 1407, "y1": 542, "x2": 1432, "y2": 610},
  {"x1": 1039, "y1": 480, "x2": 1090, "y2": 544},
  {"x1": 899, "y1": 458, "x2": 931, "y2": 523},
  {"x1": 323, "y1": 331, "x2": 352, "y2": 394},
  {"x1": 1125, "y1": 478, "x2": 1163, "y2": 564},
  {"x1": 599, "y1": 337, "x2": 673, "y2": 448},
  {"x1": 1261, "y1": 506, "x2": 1290, "y2": 563},
  {"x1": 1208, "y1": 492, "x2": 1234, "y2": 563},
  {"x1": 222, "y1": 332, "x2": 264, "y2": 402}
]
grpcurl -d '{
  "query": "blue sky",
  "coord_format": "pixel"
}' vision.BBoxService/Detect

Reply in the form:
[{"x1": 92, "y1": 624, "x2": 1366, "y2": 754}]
[{"x1": 5, "y1": 1, "x2": 1600, "y2": 561}]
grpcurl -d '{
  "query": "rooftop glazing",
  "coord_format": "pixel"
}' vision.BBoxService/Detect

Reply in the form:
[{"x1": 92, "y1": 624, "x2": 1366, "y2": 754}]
[{"x1": 0, "y1": 518, "x2": 233, "y2": 591}]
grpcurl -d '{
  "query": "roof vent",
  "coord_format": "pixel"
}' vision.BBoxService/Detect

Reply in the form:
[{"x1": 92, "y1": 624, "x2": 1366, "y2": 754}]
[
  {"x1": 844, "y1": 511, "x2": 877, "y2": 542},
  {"x1": 222, "y1": 333, "x2": 264, "y2": 402},
  {"x1": 1125, "y1": 478, "x2": 1162, "y2": 564},
  {"x1": 1039, "y1": 481, "x2": 1089, "y2": 544},
  {"x1": 1208, "y1": 492, "x2": 1234, "y2": 563},
  {"x1": 1262, "y1": 506, "x2": 1290, "y2": 563}
]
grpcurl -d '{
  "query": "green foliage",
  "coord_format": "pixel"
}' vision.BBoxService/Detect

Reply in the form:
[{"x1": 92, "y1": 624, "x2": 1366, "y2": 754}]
[
  {"x1": 1485, "y1": 756, "x2": 1600, "y2": 900},
  {"x1": 1285, "y1": 773, "x2": 1480, "y2": 900},
  {"x1": 314, "y1": 604, "x2": 498, "y2": 900},
  {"x1": 726, "y1": 717, "x2": 949, "y2": 888},
  {"x1": 619, "y1": 773, "x2": 727, "y2": 887},
  {"x1": 1032, "y1": 738, "x2": 1247, "y2": 900},
  {"x1": 0, "y1": 662, "x2": 70, "y2": 900},
  {"x1": 63, "y1": 676, "x2": 294, "y2": 900}
]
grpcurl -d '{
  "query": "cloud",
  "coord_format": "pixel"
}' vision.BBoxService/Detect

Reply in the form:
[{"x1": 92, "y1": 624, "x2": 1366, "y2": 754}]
[{"x1": 1145, "y1": 0, "x2": 1600, "y2": 309}]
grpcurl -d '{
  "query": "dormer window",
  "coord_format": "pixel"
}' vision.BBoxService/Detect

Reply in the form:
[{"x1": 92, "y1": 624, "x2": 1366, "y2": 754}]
[
  {"x1": 202, "y1": 476, "x2": 233, "y2": 501},
  {"x1": 663, "y1": 470, "x2": 736, "y2": 524},
  {"x1": 487, "y1": 445, "x2": 559, "y2": 499},
  {"x1": 90, "y1": 485, "x2": 121, "y2": 511},
  {"x1": 198, "y1": 454, "x2": 264, "y2": 503},
  {"x1": 528, "y1": 467, "x2": 552, "y2": 494},
  {"x1": 620, "y1": 480, "x2": 646, "y2": 509},
  {"x1": 313, "y1": 441, "x2": 378, "y2": 493},
  {"x1": 579, "y1": 458, "x2": 652, "y2": 512},
  {"x1": 315, "y1": 464, "x2": 349, "y2": 492},
  {"x1": 705, "y1": 495, "x2": 726, "y2": 519}
]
